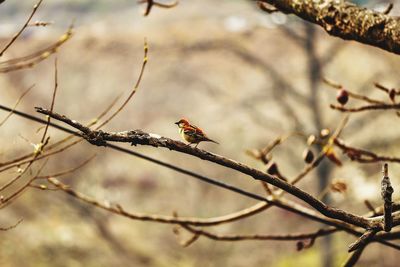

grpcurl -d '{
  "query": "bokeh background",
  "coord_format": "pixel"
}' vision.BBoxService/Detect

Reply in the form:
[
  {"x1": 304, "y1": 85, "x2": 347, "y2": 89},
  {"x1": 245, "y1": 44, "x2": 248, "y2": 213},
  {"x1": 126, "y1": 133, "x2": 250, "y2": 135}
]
[{"x1": 1, "y1": 0, "x2": 400, "y2": 266}]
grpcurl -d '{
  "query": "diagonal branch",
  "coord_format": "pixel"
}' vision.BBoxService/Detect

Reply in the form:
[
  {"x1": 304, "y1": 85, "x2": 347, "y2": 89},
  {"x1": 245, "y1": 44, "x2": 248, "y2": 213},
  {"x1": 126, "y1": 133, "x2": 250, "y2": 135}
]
[
  {"x1": 35, "y1": 107, "x2": 393, "y2": 230},
  {"x1": 348, "y1": 228, "x2": 379, "y2": 253},
  {"x1": 0, "y1": 0, "x2": 43, "y2": 57}
]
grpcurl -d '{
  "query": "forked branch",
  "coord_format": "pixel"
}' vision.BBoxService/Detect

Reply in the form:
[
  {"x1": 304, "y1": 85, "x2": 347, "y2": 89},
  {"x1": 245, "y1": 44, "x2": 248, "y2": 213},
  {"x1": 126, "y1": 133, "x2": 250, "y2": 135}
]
[{"x1": 35, "y1": 107, "x2": 398, "y2": 230}]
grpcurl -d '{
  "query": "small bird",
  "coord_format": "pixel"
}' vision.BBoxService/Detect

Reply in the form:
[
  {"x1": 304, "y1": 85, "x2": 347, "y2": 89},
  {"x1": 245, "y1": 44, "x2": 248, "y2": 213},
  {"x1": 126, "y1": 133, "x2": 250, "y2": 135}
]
[{"x1": 175, "y1": 118, "x2": 219, "y2": 147}]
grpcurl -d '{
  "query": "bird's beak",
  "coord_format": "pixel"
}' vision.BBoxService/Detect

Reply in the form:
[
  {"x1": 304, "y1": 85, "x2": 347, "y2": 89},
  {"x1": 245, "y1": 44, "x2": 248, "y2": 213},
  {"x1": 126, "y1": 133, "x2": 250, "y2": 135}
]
[{"x1": 174, "y1": 121, "x2": 180, "y2": 125}]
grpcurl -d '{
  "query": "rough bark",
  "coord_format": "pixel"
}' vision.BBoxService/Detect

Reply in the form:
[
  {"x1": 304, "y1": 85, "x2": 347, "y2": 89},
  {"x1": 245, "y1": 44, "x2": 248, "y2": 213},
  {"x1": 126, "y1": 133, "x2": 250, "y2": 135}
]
[{"x1": 258, "y1": 0, "x2": 400, "y2": 55}]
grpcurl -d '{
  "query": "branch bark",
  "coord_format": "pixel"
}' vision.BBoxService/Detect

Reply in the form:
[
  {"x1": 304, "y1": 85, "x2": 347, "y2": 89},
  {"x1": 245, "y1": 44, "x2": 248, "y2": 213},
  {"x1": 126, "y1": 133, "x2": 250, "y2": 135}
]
[
  {"x1": 381, "y1": 163, "x2": 394, "y2": 232},
  {"x1": 257, "y1": 0, "x2": 400, "y2": 55},
  {"x1": 35, "y1": 107, "x2": 397, "y2": 230}
]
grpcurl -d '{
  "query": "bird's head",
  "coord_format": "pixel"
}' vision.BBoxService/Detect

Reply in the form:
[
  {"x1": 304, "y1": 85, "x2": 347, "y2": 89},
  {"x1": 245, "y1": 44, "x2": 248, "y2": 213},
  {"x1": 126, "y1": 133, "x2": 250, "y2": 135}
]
[{"x1": 175, "y1": 118, "x2": 190, "y2": 128}]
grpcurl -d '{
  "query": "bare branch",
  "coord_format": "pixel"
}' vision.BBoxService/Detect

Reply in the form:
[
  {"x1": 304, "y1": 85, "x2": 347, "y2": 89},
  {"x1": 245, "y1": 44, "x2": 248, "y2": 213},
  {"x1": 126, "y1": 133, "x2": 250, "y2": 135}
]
[
  {"x1": 0, "y1": 0, "x2": 43, "y2": 57},
  {"x1": 257, "y1": 0, "x2": 400, "y2": 55},
  {"x1": 41, "y1": 57, "x2": 59, "y2": 143},
  {"x1": 138, "y1": 0, "x2": 178, "y2": 16},
  {"x1": 180, "y1": 223, "x2": 335, "y2": 242},
  {"x1": 47, "y1": 177, "x2": 276, "y2": 226},
  {"x1": 330, "y1": 103, "x2": 400, "y2": 113},
  {"x1": 0, "y1": 25, "x2": 73, "y2": 73},
  {"x1": 36, "y1": 154, "x2": 96, "y2": 179},
  {"x1": 334, "y1": 138, "x2": 400, "y2": 164},
  {"x1": 0, "y1": 218, "x2": 23, "y2": 231},
  {"x1": 381, "y1": 163, "x2": 394, "y2": 232},
  {"x1": 0, "y1": 88, "x2": 124, "y2": 173},
  {"x1": 0, "y1": 85, "x2": 34, "y2": 127},
  {"x1": 0, "y1": 58, "x2": 58, "y2": 203},
  {"x1": 364, "y1": 200, "x2": 378, "y2": 216},
  {"x1": 97, "y1": 39, "x2": 148, "y2": 128},
  {"x1": 323, "y1": 77, "x2": 384, "y2": 105},
  {"x1": 34, "y1": 107, "x2": 391, "y2": 229},
  {"x1": 345, "y1": 228, "x2": 380, "y2": 266},
  {"x1": 348, "y1": 228, "x2": 379, "y2": 252}
]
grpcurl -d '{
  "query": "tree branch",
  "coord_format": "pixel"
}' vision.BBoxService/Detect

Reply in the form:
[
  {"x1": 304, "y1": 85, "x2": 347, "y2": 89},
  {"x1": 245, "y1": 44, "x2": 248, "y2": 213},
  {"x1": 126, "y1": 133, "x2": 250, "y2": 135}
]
[
  {"x1": 381, "y1": 163, "x2": 394, "y2": 232},
  {"x1": 35, "y1": 107, "x2": 394, "y2": 230},
  {"x1": 257, "y1": 0, "x2": 400, "y2": 55},
  {"x1": 0, "y1": 0, "x2": 43, "y2": 57},
  {"x1": 348, "y1": 228, "x2": 379, "y2": 252},
  {"x1": 179, "y1": 224, "x2": 334, "y2": 242},
  {"x1": 334, "y1": 138, "x2": 400, "y2": 164}
]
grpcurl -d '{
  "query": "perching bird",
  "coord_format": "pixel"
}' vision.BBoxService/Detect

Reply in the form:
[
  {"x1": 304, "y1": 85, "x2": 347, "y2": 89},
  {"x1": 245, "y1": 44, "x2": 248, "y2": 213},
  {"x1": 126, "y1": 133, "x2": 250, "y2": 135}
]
[{"x1": 175, "y1": 118, "x2": 219, "y2": 147}]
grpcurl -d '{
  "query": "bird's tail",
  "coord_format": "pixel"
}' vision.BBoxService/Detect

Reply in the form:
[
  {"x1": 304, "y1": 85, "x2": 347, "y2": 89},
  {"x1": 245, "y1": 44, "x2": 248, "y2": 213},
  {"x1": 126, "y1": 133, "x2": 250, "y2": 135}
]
[{"x1": 205, "y1": 137, "x2": 219, "y2": 144}]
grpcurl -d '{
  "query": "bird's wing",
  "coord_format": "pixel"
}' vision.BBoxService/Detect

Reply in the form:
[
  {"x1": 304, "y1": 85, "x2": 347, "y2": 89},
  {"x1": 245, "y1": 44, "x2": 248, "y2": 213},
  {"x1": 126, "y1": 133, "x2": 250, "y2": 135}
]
[
  {"x1": 189, "y1": 123, "x2": 206, "y2": 136},
  {"x1": 183, "y1": 125, "x2": 206, "y2": 139}
]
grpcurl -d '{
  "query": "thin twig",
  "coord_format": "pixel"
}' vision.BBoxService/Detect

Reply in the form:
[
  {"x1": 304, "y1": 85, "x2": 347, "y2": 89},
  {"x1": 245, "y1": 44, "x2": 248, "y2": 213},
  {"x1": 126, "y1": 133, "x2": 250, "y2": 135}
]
[
  {"x1": 0, "y1": 58, "x2": 58, "y2": 202},
  {"x1": 97, "y1": 39, "x2": 148, "y2": 128},
  {"x1": 41, "y1": 57, "x2": 58, "y2": 143},
  {"x1": 323, "y1": 77, "x2": 384, "y2": 105},
  {"x1": 0, "y1": 25, "x2": 73, "y2": 73},
  {"x1": 330, "y1": 103, "x2": 400, "y2": 113},
  {"x1": 0, "y1": 155, "x2": 49, "y2": 206},
  {"x1": 0, "y1": 0, "x2": 43, "y2": 57},
  {"x1": 364, "y1": 200, "x2": 377, "y2": 216},
  {"x1": 0, "y1": 218, "x2": 23, "y2": 231},
  {"x1": 138, "y1": 0, "x2": 178, "y2": 16},
  {"x1": 374, "y1": 82, "x2": 400, "y2": 95},
  {"x1": 180, "y1": 224, "x2": 334, "y2": 242},
  {"x1": 36, "y1": 154, "x2": 96, "y2": 179},
  {"x1": 0, "y1": 89, "x2": 123, "y2": 172},
  {"x1": 0, "y1": 85, "x2": 34, "y2": 127},
  {"x1": 334, "y1": 139, "x2": 400, "y2": 164}
]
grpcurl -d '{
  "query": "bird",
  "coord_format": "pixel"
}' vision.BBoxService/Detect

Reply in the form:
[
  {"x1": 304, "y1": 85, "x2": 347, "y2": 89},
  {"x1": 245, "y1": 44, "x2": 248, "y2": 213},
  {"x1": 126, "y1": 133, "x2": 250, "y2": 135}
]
[{"x1": 175, "y1": 118, "x2": 219, "y2": 147}]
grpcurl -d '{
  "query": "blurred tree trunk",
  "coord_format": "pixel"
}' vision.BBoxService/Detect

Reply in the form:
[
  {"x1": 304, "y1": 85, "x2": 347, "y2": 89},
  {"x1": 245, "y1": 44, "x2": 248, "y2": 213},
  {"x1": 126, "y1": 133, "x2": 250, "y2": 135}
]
[{"x1": 304, "y1": 23, "x2": 334, "y2": 267}]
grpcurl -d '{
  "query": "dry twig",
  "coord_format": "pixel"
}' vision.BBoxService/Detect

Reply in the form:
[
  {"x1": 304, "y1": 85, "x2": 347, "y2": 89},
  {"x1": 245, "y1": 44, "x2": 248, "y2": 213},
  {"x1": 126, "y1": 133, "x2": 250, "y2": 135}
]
[
  {"x1": 138, "y1": 0, "x2": 178, "y2": 16},
  {"x1": 0, "y1": 0, "x2": 44, "y2": 57},
  {"x1": 381, "y1": 163, "x2": 394, "y2": 232}
]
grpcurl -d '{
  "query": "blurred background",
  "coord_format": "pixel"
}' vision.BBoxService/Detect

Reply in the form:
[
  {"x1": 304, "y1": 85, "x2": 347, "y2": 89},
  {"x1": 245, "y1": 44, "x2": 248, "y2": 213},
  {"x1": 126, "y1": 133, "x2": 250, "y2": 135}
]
[{"x1": 1, "y1": 0, "x2": 400, "y2": 266}]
